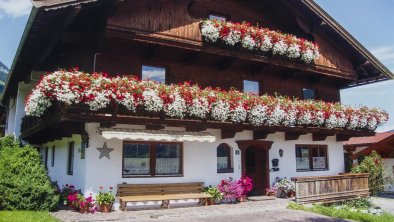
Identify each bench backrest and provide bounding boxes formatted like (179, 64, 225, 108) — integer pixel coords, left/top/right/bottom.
(117, 182, 205, 197)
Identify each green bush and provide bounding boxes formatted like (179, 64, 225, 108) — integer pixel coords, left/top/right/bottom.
(0, 136, 59, 210)
(351, 151, 391, 196)
(342, 198, 374, 209)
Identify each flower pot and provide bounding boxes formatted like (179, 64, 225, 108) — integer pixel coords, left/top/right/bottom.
(239, 195, 247, 202)
(287, 191, 296, 198)
(266, 192, 276, 197)
(79, 208, 89, 214)
(100, 204, 113, 213)
(207, 199, 215, 206)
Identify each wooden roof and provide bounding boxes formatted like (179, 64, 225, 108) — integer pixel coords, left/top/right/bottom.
(2, 0, 393, 105)
(351, 132, 394, 158)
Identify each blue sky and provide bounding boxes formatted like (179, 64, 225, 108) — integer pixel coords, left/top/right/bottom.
(0, 0, 393, 131)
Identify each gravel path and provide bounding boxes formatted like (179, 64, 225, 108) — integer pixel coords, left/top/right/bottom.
(52, 199, 348, 222)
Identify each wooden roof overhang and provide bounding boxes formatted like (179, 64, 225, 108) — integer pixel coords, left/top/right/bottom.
(354, 134, 394, 158)
(21, 103, 374, 145)
(284, 0, 394, 87)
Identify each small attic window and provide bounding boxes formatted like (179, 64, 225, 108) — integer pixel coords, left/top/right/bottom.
(209, 14, 227, 22)
(303, 88, 316, 100)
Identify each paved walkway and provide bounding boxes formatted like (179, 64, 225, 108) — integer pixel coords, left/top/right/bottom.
(52, 199, 347, 222)
(372, 195, 394, 214)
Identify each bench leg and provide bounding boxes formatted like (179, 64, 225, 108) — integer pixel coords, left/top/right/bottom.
(161, 200, 170, 209)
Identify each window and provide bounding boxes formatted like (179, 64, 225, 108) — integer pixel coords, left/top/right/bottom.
(44, 147, 49, 168)
(141, 65, 166, 83)
(67, 142, 74, 175)
(209, 14, 227, 22)
(123, 142, 182, 177)
(302, 88, 316, 100)
(243, 80, 260, 95)
(217, 143, 233, 173)
(51, 145, 55, 167)
(296, 145, 328, 171)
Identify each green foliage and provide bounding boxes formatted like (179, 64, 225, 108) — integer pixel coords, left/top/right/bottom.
(0, 137, 59, 211)
(288, 202, 394, 222)
(96, 187, 116, 205)
(203, 186, 223, 201)
(342, 198, 374, 209)
(0, 211, 59, 222)
(351, 151, 392, 195)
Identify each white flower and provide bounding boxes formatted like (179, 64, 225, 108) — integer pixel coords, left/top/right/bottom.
(260, 36, 273, 52)
(224, 30, 241, 46)
(286, 44, 301, 59)
(201, 20, 220, 42)
(241, 34, 256, 50)
(301, 49, 315, 63)
(164, 92, 187, 118)
(142, 89, 163, 112)
(272, 40, 288, 56)
(211, 100, 230, 122)
(312, 111, 325, 126)
(248, 105, 268, 126)
(188, 98, 209, 119)
(229, 103, 247, 123)
(298, 111, 312, 125)
(267, 105, 286, 126)
(283, 108, 297, 126)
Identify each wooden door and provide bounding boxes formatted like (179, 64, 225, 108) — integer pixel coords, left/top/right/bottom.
(245, 146, 263, 196)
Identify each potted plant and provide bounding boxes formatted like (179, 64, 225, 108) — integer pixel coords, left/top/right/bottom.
(273, 177, 295, 198)
(237, 175, 253, 201)
(96, 186, 116, 213)
(67, 191, 96, 214)
(203, 186, 223, 205)
(218, 178, 243, 203)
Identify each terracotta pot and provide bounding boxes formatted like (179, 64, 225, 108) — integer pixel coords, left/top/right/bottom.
(266, 192, 276, 197)
(287, 191, 296, 198)
(207, 199, 215, 205)
(79, 207, 89, 214)
(100, 204, 113, 213)
(239, 195, 247, 202)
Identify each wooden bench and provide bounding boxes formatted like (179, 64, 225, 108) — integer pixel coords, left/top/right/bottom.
(117, 182, 211, 211)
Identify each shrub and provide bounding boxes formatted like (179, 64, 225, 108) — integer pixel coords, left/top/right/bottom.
(342, 198, 374, 209)
(351, 151, 392, 195)
(217, 178, 243, 203)
(0, 137, 59, 210)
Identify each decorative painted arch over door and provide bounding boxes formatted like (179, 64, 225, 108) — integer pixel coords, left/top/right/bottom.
(236, 140, 273, 196)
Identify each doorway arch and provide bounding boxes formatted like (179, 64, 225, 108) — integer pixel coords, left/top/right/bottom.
(236, 140, 273, 196)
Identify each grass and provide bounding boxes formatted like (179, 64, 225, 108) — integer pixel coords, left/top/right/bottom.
(288, 202, 394, 222)
(0, 211, 60, 222)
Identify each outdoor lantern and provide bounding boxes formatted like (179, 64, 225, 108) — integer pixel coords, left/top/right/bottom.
(279, 149, 284, 157)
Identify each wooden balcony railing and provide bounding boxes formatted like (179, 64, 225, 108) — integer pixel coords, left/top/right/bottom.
(294, 173, 369, 204)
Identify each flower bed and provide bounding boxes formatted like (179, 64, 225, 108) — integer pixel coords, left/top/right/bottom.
(25, 69, 388, 131)
(200, 19, 320, 63)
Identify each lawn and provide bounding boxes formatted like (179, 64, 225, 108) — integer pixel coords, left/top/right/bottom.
(288, 202, 394, 222)
(0, 211, 60, 222)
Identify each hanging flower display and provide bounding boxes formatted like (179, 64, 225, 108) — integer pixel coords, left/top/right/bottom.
(25, 70, 388, 132)
(200, 19, 320, 63)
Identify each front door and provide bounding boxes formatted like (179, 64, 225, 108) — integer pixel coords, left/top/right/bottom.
(245, 146, 263, 196)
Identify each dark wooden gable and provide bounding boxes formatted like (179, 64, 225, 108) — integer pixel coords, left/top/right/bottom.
(107, 0, 356, 78)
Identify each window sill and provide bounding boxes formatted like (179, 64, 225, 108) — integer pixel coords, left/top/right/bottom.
(122, 174, 183, 178)
(217, 169, 234, 174)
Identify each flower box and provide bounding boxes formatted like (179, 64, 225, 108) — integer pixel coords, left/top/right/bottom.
(200, 19, 320, 64)
(25, 70, 388, 131)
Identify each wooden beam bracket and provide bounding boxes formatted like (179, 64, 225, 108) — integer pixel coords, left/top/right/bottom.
(312, 133, 331, 141)
(336, 134, 352, 142)
(285, 132, 304, 141)
(253, 130, 275, 140)
(145, 124, 165, 130)
(221, 129, 240, 139)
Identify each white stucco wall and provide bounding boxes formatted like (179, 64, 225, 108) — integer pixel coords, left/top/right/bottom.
(41, 135, 86, 192)
(40, 123, 346, 209)
(5, 82, 33, 138)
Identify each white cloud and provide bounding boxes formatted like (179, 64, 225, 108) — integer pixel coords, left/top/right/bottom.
(0, 0, 31, 18)
(370, 45, 394, 66)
